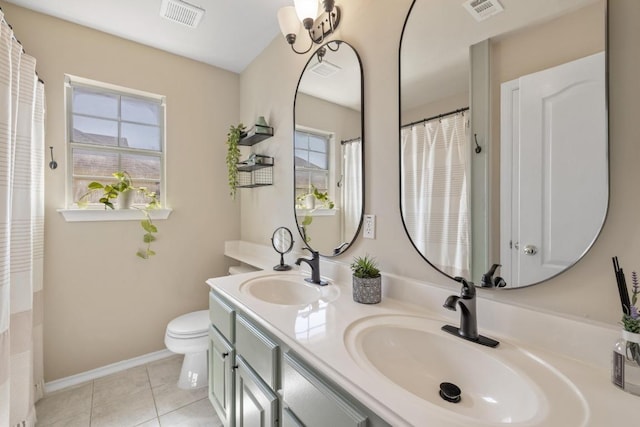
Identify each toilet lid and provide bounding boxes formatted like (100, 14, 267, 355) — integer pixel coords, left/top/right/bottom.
(167, 310, 209, 336)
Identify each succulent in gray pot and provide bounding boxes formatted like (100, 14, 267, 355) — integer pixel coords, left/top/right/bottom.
(350, 254, 382, 304)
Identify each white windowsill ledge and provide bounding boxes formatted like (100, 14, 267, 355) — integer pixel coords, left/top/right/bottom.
(295, 208, 337, 217)
(58, 208, 173, 222)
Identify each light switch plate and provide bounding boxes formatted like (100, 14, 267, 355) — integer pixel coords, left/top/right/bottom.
(363, 214, 375, 239)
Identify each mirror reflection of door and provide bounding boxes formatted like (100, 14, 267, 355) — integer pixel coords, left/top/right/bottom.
(294, 41, 364, 256)
(500, 52, 607, 286)
(399, 0, 608, 288)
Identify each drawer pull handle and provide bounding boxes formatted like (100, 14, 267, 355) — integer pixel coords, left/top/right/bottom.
(222, 352, 229, 358)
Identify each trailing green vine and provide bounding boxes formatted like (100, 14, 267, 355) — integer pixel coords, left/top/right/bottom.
(226, 123, 245, 199)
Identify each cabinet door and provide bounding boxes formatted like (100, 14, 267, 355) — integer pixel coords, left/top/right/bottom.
(236, 313, 279, 389)
(235, 355, 278, 427)
(209, 326, 235, 427)
(282, 352, 367, 427)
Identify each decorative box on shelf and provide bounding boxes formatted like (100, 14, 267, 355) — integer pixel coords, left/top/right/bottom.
(237, 155, 274, 188)
(238, 125, 274, 146)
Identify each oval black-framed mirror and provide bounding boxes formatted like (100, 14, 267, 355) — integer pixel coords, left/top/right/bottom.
(399, 0, 608, 288)
(293, 40, 364, 256)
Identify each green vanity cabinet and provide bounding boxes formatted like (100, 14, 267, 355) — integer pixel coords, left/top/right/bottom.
(208, 289, 390, 427)
(208, 292, 236, 426)
(235, 355, 279, 426)
(281, 352, 367, 427)
(209, 326, 235, 426)
(235, 313, 280, 427)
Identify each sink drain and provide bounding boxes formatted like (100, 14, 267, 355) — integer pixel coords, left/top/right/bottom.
(439, 382, 461, 403)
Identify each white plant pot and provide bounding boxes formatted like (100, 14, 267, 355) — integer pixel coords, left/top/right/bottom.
(304, 194, 315, 209)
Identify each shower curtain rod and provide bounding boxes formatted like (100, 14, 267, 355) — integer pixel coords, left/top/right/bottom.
(0, 7, 44, 84)
(402, 107, 469, 129)
(341, 137, 361, 145)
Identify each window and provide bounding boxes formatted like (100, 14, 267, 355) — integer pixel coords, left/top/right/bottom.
(294, 129, 330, 199)
(65, 75, 166, 208)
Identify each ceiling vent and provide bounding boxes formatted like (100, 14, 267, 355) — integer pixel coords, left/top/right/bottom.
(463, 0, 504, 22)
(309, 61, 341, 78)
(160, 0, 205, 28)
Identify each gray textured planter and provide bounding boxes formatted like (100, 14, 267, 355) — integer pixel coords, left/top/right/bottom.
(352, 275, 381, 304)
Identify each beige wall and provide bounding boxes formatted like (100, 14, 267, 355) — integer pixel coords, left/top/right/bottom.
(240, 0, 640, 326)
(0, 2, 241, 381)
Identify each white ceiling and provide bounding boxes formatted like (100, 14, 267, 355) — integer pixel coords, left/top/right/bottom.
(401, 0, 601, 112)
(4, 0, 292, 73)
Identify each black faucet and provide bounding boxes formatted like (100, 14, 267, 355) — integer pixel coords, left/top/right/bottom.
(442, 277, 499, 347)
(480, 264, 507, 288)
(295, 248, 328, 286)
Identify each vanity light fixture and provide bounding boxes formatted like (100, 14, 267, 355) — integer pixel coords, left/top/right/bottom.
(277, 0, 341, 55)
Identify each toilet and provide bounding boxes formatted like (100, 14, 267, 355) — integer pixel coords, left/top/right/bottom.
(164, 310, 210, 389)
(165, 264, 259, 390)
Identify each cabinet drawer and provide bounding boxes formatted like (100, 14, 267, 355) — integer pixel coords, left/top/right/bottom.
(235, 314, 279, 389)
(210, 291, 235, 343)
(282, 352, 367, 427)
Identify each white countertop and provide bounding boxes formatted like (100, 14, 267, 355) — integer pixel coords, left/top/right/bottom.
(213, 241, 637, 426)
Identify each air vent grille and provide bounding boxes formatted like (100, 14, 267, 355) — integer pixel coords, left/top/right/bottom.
(309, 61, 341, 78)
(160, 0, 205, 28)
(462, 0, 504, 22)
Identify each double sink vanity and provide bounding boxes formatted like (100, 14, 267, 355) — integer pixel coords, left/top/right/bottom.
(205, 241, 636, 427)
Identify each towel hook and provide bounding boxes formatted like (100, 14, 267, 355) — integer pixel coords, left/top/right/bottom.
(48, 146, 58, 170)
(474, 134, 482, 154)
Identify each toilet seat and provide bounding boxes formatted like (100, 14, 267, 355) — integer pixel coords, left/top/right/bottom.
(165, 310, 210, 354)
(166, 310, 209, 336)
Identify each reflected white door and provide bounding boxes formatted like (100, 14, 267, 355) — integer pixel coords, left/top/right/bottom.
(501, 52, 607, 286)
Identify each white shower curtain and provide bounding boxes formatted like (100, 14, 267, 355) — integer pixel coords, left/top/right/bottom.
(401, 113, 470, 278)
(342, 139, 362, 244)
(0, 12, 45, 427)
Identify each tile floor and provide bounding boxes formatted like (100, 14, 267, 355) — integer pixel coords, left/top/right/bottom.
(35, 355, 223, 427)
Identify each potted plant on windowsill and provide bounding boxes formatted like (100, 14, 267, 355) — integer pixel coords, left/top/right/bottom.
(296, 186, 335, 243)
(350, 254, 382, 304)
(77, 171, 160, 259)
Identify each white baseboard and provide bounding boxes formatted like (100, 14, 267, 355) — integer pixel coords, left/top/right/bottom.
(44, 349, 174, 394)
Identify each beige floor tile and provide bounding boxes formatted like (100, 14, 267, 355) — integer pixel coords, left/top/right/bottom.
(36, 414, 90, 427)
(147, 355, 182, 388)
(152, 382, 208, 416)
(93, 365, 151, 408)
(159, 398, 222, 427)
(91, 387, 157, 427)
(135, 418, 161, 427)
(35, 382, 92, 427)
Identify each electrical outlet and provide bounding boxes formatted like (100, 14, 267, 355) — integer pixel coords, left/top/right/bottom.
(363, 214, 375, 239)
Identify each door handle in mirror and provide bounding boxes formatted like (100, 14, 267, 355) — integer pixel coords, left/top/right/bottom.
(523, 245, 538, 256)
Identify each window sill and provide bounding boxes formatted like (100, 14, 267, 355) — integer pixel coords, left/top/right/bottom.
(295, 208, 337, 217)
(58, 208, 173, 222)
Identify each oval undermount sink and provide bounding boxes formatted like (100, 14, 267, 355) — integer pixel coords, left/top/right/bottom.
(344, 315, 587, 425)
(240, 274, 339, 306)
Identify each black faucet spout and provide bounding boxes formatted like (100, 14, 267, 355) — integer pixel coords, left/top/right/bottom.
(442, 277, 499, 348)
(295, 248, 328, 286)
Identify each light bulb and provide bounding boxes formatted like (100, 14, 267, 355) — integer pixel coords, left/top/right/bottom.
(294, 0, 319, 22)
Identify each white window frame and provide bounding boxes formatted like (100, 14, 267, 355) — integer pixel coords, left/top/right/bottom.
(59, 75, 171, 222)
(294, 127, 332, 194)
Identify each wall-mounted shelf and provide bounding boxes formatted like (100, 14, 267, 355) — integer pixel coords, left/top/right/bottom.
(237, 155, 274, 188)
(238, 126, 274, 146)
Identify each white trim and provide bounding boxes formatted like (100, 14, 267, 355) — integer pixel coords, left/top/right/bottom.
(58, 207, 172, 222)
(295, 208, 337, 217)
(44, 349, 174, 394)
